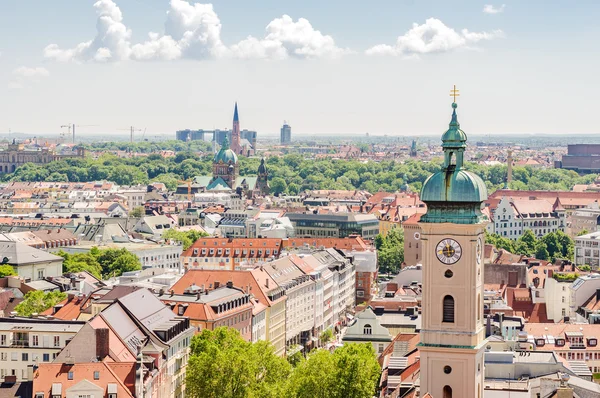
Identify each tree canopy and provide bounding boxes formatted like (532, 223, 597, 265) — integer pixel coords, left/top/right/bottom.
(375, 228, 404, 274)
(0, 265, 16, 277)
(185, 327, 381, 398)
(15, 290, 67, 316)
(56, 247, 142, 279)
(2, 142, 596, 196)
(485, 229, 574, 261)
(162, 229, 208, 250)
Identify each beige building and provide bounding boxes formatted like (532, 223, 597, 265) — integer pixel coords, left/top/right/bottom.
(402, 213, 423, 266)
(0, 141, 84, 174)
(418, 101, 488, 398)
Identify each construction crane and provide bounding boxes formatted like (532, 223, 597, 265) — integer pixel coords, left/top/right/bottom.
(61, 124, 98, 143)
(117, 126, 143, 143)
(178, 179, 194, 202)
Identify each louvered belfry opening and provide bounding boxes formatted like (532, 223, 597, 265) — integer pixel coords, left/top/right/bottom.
(443, 295, 455, 323)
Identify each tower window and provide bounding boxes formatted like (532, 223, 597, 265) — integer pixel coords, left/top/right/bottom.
(443, 295, 455, 323)
(443, 365, 452, 374)
(444, 270, 453, 278)
(443, 385, 452, 398)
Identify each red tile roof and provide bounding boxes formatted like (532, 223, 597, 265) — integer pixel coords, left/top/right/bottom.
(33, 362, 135, 397)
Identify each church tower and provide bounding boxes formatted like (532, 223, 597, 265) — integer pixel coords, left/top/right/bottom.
(256, 158, 270, 196)
(231, 102, 241, 154)
(418, 94, 488, 398)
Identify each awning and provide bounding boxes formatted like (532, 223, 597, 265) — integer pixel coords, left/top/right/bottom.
(52, 383, 62, 395)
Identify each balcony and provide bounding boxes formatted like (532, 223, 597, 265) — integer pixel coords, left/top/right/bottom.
(11, 339, 29, 347)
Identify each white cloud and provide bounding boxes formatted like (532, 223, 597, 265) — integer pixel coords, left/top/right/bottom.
(231, 15, 349, 59)
(44, 0, 346, 62)
(483, 4, 506, 14)
(366, 18, 503, 56)
(13, 66, 50, 78)
(132, 0, 228, 60)
(44, 0, 131, 62)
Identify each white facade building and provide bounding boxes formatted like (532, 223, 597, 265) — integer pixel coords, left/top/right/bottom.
(575, 231, 600, 268)
(492, 196, 566, 239)
(0, 318, 85, 382)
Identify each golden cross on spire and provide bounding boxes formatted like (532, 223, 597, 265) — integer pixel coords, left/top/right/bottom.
(449, 85, 460, 102)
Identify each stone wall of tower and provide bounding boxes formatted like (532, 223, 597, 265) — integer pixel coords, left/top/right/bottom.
(419, 222, 487, 398)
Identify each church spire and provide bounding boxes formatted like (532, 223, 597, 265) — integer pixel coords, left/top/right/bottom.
(233, 102, 239, 122)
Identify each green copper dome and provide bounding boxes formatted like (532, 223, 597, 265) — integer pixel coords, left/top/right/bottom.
(421, 170, 487, 203)
(214, 136, 238, 164)
(420, 102, 488, 224)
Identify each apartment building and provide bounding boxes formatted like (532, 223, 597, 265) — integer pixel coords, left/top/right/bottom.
(491, 196, 566, 239)
(0, 318, 85, 382)
(575, 231, 600, 268)
(171, 268, 287, 356)
(156, 284, 254, 341)
(260, 256, 316, 348)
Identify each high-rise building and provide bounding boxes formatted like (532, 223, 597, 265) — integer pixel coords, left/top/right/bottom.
(280, 122, 292, 144)
(231, 102, 241, 154)
(418, 100, 488, 398)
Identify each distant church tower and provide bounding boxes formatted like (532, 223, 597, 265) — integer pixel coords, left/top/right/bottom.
(410, 139, 418, 157)
(231, 102, 241, 155)
(418, 95, 488, 398)
(256, 158, 270, 196)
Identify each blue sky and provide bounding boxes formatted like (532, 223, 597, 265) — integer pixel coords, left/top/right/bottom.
(1, 0, 599, 137)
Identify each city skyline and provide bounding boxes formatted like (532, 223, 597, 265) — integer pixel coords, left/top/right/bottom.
(1, 0, 599, 136)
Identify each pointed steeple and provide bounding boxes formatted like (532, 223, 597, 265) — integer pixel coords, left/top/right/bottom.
(233, 102, 239, 122)
(222, 135, 230, 149)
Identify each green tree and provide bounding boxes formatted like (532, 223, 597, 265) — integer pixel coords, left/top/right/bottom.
(186, 327, 290, 398)
(96, 248, 142, 277)
(0, 265, 16, 277)
(535, 242, 550, 261)
(130, 206, 145, 218)
(577, 229, 590, 237)
(376, 229, 404, 274)
(162, 229, 208, 250)
(320, 329, 334, 344)
(287, 344, 380, 398)
(518, 229, 538, 254)
(15, 290, 67, 316)
(270, 177, 287, 196)
(57, 251, 102, 279)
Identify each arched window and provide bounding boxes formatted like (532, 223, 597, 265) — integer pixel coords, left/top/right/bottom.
(477, 294, 481, 321)
(443, 295, 455, 323)
(364, 324, 372, 335)
(443, 386, 452, 398)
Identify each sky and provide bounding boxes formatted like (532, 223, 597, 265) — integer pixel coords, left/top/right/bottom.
(0, 0, 599, 137)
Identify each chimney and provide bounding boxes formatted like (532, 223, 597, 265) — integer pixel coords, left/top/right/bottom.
(214, 281, 220, 289)
(498, 313, 504, 336)
(265, 279, 269, 289)
(96, 328, 110, 360)
(486, 315, 492, 337)
(226, 280, 233, 288)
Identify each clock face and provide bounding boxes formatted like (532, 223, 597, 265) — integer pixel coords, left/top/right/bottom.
(476, 238, 482, 265)
(436, 238, 462, 265)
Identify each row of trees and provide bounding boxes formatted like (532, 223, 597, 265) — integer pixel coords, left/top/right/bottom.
(162, 229, 208, 250)
(485, 229, 575, 261)
(2, 142, 596, 195)
(185, 328, 381, 398)
(374, 229, 404, 274)
(56, 247, 142, 279)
